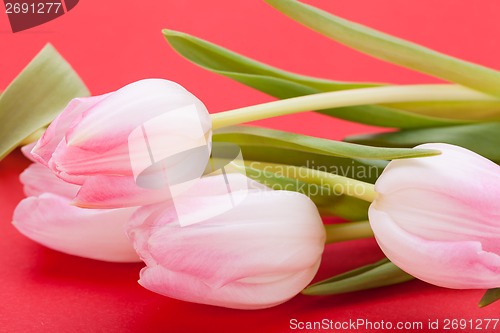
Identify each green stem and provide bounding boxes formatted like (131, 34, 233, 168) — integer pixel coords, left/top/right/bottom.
(245, 161, 377, 203)
(325, 221, 373, 243)
(211, 84, 497, 129)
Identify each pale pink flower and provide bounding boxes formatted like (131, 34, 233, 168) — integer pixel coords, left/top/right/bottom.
(370, 143, 500, 289)
(30, 79, 212, 208)
(127, 183, 325, 309)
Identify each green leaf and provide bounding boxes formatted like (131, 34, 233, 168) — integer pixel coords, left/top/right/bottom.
(163, 29, 371, 91)
(345, 122, 500, 163)
(479, 288, 500, 308)
(303, 258, 414, 296)
(320, 105, 471, 128)
(214, 126, 441, 160)
(264, 0, 500, 98)
(163, 29, 473, 128)
(0, 44, 89, 160)
(214, 127, 386, 184)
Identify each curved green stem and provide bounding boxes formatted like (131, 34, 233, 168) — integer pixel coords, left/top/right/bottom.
(211, 84, 497, 129)
(325, 221, 373, 243)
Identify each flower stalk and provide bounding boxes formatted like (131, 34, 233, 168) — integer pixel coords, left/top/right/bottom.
(211, 84, 497, 129)
(324, 220, 373, 243)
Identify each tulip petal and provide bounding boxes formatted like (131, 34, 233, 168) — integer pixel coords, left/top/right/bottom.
(13, 193, 140, 262)
(370, 206, 500, 289)
(138, 261, 321, 310)
(21, 142, 38, 162)
(49, 140, 131, 184)
(144, 196, 323, 286)
(31, 94, 110, 167)
(375, 190, 500, 253)
(133, 190, 323, 283)
(375, 143, 500, 213)
(20, 163, 80, 199)
(73, 174, 172, 208)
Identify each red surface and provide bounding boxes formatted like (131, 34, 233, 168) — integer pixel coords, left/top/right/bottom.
(1, 1, 500, 332)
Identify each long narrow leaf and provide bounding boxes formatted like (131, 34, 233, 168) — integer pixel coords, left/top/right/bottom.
(303, 258, 414, 295)
(345, 122, 500, 163)
(214, 126, 440, 160)
(0, 44, 89, 160)
(321, 104, 470, 128)
(163, 29, 369, 91)
(265, 0, 500, 97)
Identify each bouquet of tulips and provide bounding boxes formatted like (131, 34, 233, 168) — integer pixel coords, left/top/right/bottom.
(2, 0, 499, 309)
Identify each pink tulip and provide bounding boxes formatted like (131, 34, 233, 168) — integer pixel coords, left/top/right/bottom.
(13, 161, 140, 262)
(127, 183, 325, 309)
(369, 143, 500, 289)
(30, 79, 212, 208)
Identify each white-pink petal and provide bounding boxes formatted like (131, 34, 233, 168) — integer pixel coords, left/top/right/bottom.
(13, 193, 140, 262)
(139, 261, 321, 310)
(31, 94, 111, 167)
(73, 174, 172, 208)
(370, 206, 500, 289)
(20, 163, 80, 199)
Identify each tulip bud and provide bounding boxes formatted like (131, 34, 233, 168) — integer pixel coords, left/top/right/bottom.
(369, 143, 500, 289)
(13, 162, 140, 262)
(31, 79, 212, 208)
(127, 177, 326, 309)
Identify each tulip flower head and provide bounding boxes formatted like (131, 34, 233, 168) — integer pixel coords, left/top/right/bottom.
(31, 79, 212, 208)
(127, 175, 326, 310)
(369, 143, 500, 289)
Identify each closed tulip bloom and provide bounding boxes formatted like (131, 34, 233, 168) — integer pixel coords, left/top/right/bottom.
(369, 143, 500, 289)
(127, 180, 325, 309)
(30, 79, 212, 208)
(13, 161, 140, 262)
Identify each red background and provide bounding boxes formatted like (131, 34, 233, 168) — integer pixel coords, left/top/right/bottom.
(1, 1, 500, 332)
